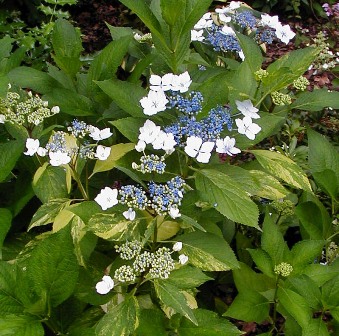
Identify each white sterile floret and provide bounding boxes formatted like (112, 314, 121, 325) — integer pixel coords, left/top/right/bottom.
(51, 106, 60, 114)
(260, 14, 280, 29)
(274, 23, 295, 44)
(89, 126, 113, 141)
(140, 90, 169, 116)
(123, 208, 136, 221)
(216, 136, 241, 156)
(238, 50, 245, 61)
(185, 136, 214, 163)
(24, 138, 40, 156)
(95, 187, 119, 210)
(37, 147, 47, 157)
(173, 241, 183, 252)
(151, 131, 177, 153)
(138, 120, 162, 144)
(221, 26, 236, 36)
(235, 116, 261, 140)
(169, 205, 181, 219)
(95, 145, 111, 161)
(0, 114, 6, 123)
(236, 99, 260, 119)
(150, 73, 174, 92)
(171, 72, 192, 93)
(49, 150, 71, 166)
(191, 29, 205, 42)
(135, 139, 146, 152)
(179, 254, 189, 265)
(194, 13, 213, 30)
(95, 275, 114, 295)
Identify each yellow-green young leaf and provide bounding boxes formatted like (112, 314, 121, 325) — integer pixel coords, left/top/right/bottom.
(0, 209, 11, 256)
(0, 314, 44, 336)
(301, 318, 330, 336)
(277, 287, 312, 329)
(28, 198, 71, 231)
(250, 150, 312, 191)
(195, 169, 259, 228)
(180, 231, 239, 271)
(156, 216, 180, 241)
(224, 290, 270, 323)
(179, 308, 243, 336)
(28, 227, 79, 307)
(32, 163, 69, 203)
(249, 170, 289, 200)
(153, 280, 197, 325)
(91, 143, 135, 176)
(95, 295, 139, 336)
(53, 209, 74, 232)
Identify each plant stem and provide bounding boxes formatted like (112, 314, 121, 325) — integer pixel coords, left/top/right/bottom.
(270, 276, 280, 333)
(71, 165, 89, 200)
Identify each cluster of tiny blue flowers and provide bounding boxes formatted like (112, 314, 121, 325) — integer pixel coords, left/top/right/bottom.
(119, 185, 149, 210)
(148, 176, 186, 215)
(233, 10, 257, 29)
(133, 154, 166, 174)
(67, 119, 90, 138)
(45, 131, 68, 153)
(255, 27, 276, 44)
(205, 23, 241, 52)
(164, 105, 232, 145)
(169, 91, 203, 116)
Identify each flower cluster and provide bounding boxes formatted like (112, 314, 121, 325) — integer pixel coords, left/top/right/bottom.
(191, 2, 295, 61)
(95, 176, 186, 219)
(132, 154, 166, 174)
(274, 262, 293, 277)
(0, 89, 59, 126)
(271, 92, 292, 106)
(24, 120, 113, 166)
(95, 242, 189, 294)
(292, 76, 310, 91)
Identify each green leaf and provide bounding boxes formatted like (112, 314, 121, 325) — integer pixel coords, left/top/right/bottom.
(153, 280, 197, 325)
(44, 88, 95, 116)
(0, 314, 44, 336)
(8, 66, 61, 94)
(180, 231, 239, 271)
(321, 274, 339, 308)
(28, 227, 79, 307)
(250, 150, 312, 191)
(303, 264, 339, 287)
(277, 287, 312, 329)
(0, 139, 25, 182)
(96, 79, 145, 117)
(32, 163, 69, 203)
(167, 266, 212, 289)
(224, 290, 270, 323)
(95, 295, 139, 336)
(87, 36, 132, 92)
(51, 19, 83, 76)
(312, 170, 338, 201)
(91, 143, 135, 176)
(237, 33, 263, 73)
(261, 213, 289, 265)
(179, 308, 243, 336)
(0, 209, 11, 257)
(247, 248, 274, 278)
(136, 308, 167, 336)
(0, 36, 14, 60)
(301, 318, 330, 336)
(291, 89, 339, 111)
(195, 169, 259, 228)
(28, 198, 71, 231)
(110, 117, 144, 143)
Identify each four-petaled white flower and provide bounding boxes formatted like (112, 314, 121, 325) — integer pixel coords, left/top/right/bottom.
(260, 14, 280, 29)
(152, 131, 177, 153)
(0, 114, 5, 123)
(89, 126, 113, 141)
(193, 13, 213, 30)
(236, 99, 260, 119)
(95, 187, 119, 210)
(171, 72, 192, 93)
(95, 145, 111, 161)
(169, 206, 181, 219)
(221, 26, 236, 36)
(179, 254, 189, 265)
(184, 136, 214, 163)
(191, 29, 205, 42)
(149, 73, 174, 92)
(24, 138, 40, 156)
(95, 275, 114, 295)
(123, 208, 136, 221)
(173, 241, 183, 252)
(49, 150, 71, 166)
(138, 120, 162, 144)
(235, 117, 261, 140)
(216, 136, 241, 156)
(275, 24, 295, 44)
(140, 90, 169, 116)
(135, 139, 146, 152)
(218, 13, 232, 23)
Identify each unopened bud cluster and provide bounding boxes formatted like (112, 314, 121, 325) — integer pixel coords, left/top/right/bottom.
(327, 241, 338, 263)
(271, 92, 292, 106)
(254, 69, 269, 81)
(0, 89, 59, 126)
(292, 76, 309, 91)
(115, 240, 142, 260)
(132, 154, 166, 174)
(274, 262, 293, 277)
